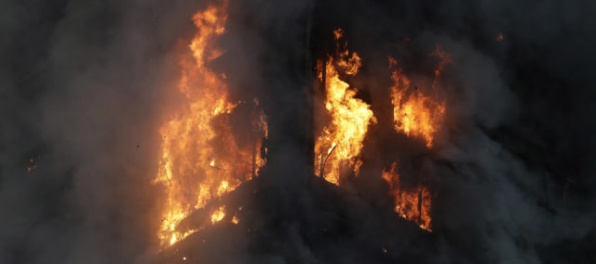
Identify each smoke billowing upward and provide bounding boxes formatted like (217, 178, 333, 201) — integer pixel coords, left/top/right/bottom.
(1, 0, 595, 263)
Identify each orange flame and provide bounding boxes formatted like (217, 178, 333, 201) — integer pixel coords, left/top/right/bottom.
(314, 29, 377, 185)
(382, 162, 431, 231)
(389, 46, 448, 148)
(154, 1, 267, 247)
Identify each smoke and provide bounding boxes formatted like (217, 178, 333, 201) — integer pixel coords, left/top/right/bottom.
(0, 0, 196, 263)
(1, 0, 595, 263)
(328, 0, 596, 263)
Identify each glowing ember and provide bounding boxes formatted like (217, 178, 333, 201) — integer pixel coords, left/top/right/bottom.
(26, 156, 39, 173)
(154, 1, 267, 247)
(314, 29, 377, 185)
(497, 32, 505, 42)
(210, 206, 226, 224)
(382, 162, 431, 231)
(389, 47, 448, 148)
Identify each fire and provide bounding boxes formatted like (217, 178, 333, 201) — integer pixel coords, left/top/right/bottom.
(382, 162, 431, 231)
(210, 206, 226, 224)
(382, 47, 449, 231)
(154, 1, 267, 247)
(312, 29, 445, 231)
(389, 46, 448, 148)
(314, 29, 377, 185)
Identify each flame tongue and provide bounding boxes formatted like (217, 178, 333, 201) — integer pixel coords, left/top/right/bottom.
(383, 46, 449, 231)
(155, 1, 267, 247)
(155, 17, 447, 247)
(389, 46, 448, 148)
(313, 30, 446, 232)
(382, 162, 432, 231)
(314, 29, 377, 185)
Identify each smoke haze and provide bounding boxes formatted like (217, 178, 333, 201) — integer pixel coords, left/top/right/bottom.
(1, 0, 595, 263)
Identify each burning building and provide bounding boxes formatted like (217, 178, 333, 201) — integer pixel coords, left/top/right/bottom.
(2, 0, 596, 263)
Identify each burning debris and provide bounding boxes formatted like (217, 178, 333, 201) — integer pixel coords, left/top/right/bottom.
(209, 206, 226, 224)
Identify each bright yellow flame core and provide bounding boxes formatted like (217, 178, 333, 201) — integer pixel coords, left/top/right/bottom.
(382, 163, 432, 231)
(314, 29, 377, 185)
(155, 2, 267, 247)
(389, 56, 446, 148)
(210, 206, 226, 224)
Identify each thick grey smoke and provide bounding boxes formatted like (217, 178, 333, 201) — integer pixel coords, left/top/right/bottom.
(328, 0, 596, 263)
(1, 0, 595, 263)
(0, 0, 198, 263)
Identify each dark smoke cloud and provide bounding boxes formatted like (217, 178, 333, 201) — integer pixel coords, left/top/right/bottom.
(1, 0, 595, 263)
(0, 0, 198, 263)
(325, 0, 596, 263)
